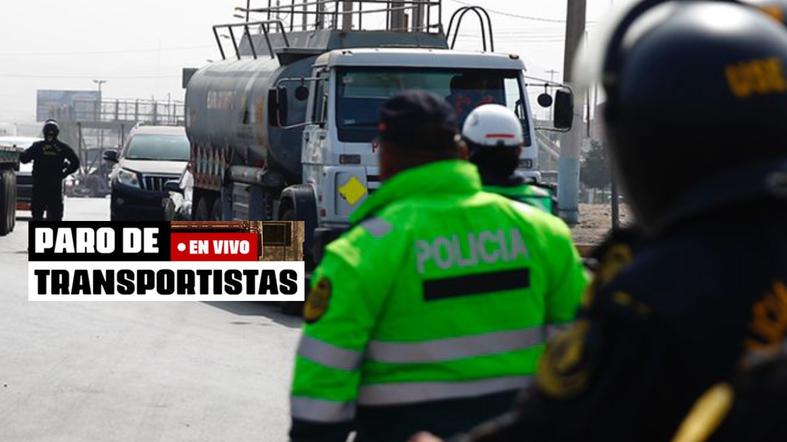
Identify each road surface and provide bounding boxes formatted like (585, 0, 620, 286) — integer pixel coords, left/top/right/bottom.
(0, 198, 302, 441)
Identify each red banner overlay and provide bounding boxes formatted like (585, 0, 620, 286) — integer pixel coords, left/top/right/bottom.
(170, 232, 260, 262)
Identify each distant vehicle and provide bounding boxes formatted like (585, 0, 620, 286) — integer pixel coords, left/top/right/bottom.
(69, 147, 113, 198)
(104, 125, 189, 221)
(0, 136, 42, 211)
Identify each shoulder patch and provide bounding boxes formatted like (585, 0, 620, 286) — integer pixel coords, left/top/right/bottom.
(537, 320, 594, 399)
(303, 278, 332, 324)
(360, 217, 392, 238)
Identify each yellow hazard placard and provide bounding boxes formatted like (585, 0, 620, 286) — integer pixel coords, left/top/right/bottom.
(338, 176, 368, 206)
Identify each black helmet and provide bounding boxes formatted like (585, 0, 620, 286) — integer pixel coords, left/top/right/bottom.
(579, 1, 787, 227)
(43, 119, 60, 139)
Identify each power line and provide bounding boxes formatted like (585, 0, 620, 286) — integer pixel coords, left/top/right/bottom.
(0, 45, 212, 57)
(448, 0, 568, 23)
(0, 73, 180, 80)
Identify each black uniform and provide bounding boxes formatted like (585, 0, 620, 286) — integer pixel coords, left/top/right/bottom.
(702, 356, 787, 442)
(20, 138, 79, 221)
(443, 1, 787, 441)
(454, 160, 787, 441)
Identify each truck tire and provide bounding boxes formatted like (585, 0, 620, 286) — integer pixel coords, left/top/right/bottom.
(281, 300, 304, 317)
(194, 195, 211, 221)
(0, 170, 16, 236)
(278, 185, 318, 269)
(9, 170, 15, 232)
(278, 205, 307, 317)
(211, 198, 222, 221)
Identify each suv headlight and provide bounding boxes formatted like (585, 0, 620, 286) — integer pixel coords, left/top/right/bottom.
(117, 168, 140, 188)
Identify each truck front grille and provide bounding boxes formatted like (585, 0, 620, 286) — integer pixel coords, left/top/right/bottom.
(141, 175, 179, 192)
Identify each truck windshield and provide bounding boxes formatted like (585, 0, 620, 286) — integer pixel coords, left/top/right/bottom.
(124, 134, 190, 161)
(337, 68, 530, 145)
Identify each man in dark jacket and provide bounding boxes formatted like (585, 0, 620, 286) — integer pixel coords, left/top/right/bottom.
(20, 120, 80, 221)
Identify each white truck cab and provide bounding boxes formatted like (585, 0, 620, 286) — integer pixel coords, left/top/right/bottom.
(299, 48, 538, 230)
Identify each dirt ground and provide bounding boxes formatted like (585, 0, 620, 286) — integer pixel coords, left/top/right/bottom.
(571, 203, 631, 245)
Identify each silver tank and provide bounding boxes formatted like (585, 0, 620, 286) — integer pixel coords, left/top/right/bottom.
(185, 55, 314, 180)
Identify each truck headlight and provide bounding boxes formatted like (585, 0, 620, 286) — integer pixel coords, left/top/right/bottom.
(117, 168, 140, 188)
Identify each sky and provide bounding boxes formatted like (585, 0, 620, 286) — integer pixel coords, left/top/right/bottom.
(0, 0, 615, 125)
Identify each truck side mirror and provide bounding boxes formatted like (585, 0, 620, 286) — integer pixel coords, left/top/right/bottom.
(554, 89, 574, 131)
(164, 180, 182, 194)
(103, 150, 118, 162)
(268, 87, 289, 127)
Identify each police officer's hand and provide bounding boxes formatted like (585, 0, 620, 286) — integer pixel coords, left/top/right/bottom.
(408, 432, 443, 442)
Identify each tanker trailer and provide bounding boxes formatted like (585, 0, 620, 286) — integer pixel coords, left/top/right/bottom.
(184, 0, 574, 268)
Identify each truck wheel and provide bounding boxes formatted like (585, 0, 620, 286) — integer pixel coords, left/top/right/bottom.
(278, 204, 306, 316)
(281, 300, 305, 317)
(0, 170, 15, 236)
(194, 196, 211, 221)
(280, 206, 294, 221)
(9, 171, 15, 232)
(211, 198, 222, 221)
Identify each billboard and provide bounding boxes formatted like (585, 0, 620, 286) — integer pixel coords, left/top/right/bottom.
(36, 90, 101, 122)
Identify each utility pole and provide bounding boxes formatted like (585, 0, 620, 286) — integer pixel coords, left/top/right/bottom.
(317, 0, 326, 29)
(414, 0, 426, 31)
(546, 69, 559, 83)
(93, 79, 107, 118)
(93, 79, 107, 150)
(342, 1, 353, 31)
(557, 0, 586, 225)
(390, 0, 406, 31)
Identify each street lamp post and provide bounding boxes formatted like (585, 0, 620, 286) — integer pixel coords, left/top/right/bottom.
(92, 79, 107, 120)
(93, 79, 107, 98)
(92, 79, 107, 152)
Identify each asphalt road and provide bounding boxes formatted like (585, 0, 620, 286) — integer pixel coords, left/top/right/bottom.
(0, 198, 302, 441)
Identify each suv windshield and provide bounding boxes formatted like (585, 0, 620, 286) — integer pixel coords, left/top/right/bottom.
(124, 134, 190, 161)
(337, 68, 530, 144)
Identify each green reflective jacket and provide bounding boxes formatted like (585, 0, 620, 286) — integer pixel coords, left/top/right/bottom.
(484, 183, 556, 215)
(291, 160, 587, 432)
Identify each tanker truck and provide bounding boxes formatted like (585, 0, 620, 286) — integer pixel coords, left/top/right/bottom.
(184, 0, 574, 266)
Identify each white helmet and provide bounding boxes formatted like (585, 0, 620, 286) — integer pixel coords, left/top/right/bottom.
(462, 104, 524, 148)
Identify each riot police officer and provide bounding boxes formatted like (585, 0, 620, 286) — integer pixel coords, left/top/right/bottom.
(289, 91, 587, 442)
(410, 1, 787, 441)
(20, 120, 79, 220)
(462, 104, 556, 214)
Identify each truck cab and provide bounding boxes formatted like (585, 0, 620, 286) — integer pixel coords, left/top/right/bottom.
(294, 49, 537, 238)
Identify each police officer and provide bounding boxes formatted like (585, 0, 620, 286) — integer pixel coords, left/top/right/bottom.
(410, 1, 787, 441)
(289, 91, 587, 442)
(462, 104, 556, 214)
(20, 120, 79, 221)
